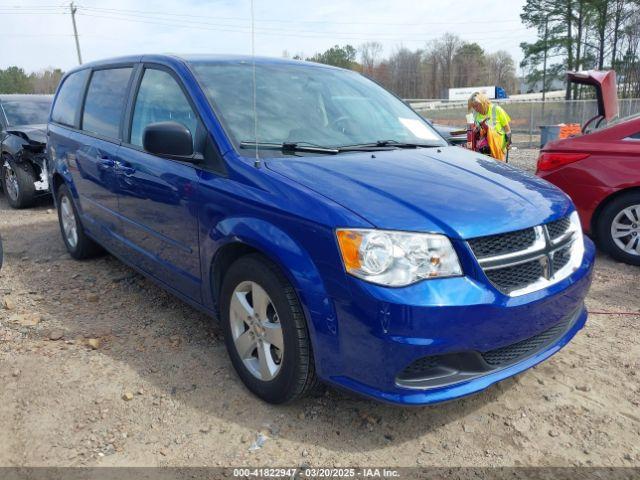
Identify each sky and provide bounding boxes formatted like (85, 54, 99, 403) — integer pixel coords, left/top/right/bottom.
(1, 0, 539, 74)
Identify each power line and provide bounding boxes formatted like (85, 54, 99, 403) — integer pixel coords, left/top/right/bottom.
(0, 6, 533, 39)
(1, 33, 118, 39)
(0, 1, 66, 5)
(0, 10, 68, 14)
(0, 4, 534, 43)
(78, 5, 524, 26)
(3, 33, 74, 36)
(1, 2, 533, 65)
(0, 4, 66, 8)
(0, 3, 524, 27)
(0, 4, 67, 11)
(75, 8, 531, 36)
(75, 12, 531, 43)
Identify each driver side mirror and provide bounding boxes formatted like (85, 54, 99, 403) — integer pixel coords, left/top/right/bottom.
(143, 121, 202, 162)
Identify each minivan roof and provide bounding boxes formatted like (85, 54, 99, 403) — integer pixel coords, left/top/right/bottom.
(63, 54, 342, 76)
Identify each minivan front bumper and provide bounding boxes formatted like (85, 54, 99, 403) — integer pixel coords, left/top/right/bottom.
(321, 237, 595, 406)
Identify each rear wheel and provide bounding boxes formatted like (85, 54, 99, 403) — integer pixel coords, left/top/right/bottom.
(2, 155, 36, 209)
(595, 192, 640, 266)
(220, 254, 320, 404)
(56, 184, 103, 259)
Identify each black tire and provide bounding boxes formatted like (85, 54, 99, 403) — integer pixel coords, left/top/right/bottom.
(2, 155, 36, 209)
(595, 191, 640, 266)
(220, 254, 320, 404)
(56, 184, 103, 260)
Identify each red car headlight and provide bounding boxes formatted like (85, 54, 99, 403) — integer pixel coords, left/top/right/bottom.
(537, 152, 590, 172)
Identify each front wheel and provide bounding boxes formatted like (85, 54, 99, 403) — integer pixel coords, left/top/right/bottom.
(595, 192, 640, 265)
(220, 254, 320, 404)
(2, 156, 36, 209)
(56, 184, 103, 259)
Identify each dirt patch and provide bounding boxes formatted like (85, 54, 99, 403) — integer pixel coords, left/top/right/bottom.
(0, 151, 638, 467)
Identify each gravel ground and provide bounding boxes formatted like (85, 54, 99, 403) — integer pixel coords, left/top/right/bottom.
(505, 146, 540, 171)
(0, 149, 638, 468)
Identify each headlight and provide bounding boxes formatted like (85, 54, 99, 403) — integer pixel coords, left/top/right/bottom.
(569, 210, 583, 238)
(336, 229, 462, 286)
(568, 210, 585, 268)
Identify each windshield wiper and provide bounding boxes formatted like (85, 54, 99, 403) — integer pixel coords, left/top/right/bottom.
(240, 141, 339, 155)
(337, 140, 443, 151)
(239, 139, 443, 155)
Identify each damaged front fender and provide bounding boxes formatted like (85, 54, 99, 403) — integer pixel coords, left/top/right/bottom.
(1, 128, 50, 193)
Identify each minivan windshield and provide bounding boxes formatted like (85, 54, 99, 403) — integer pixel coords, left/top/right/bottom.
(3, 99, 51, 126)
(190, 61, 446, 152)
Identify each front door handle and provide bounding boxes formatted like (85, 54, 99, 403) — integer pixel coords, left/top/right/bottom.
(115, 161, 136, 176)
(97, 156, 115, 171)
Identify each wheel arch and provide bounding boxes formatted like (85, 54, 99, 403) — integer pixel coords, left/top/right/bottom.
(0, 135, 24, 159)
(590, 186, 640, 234)
(50, 172, 66, 201)
(210, 241, 261, 312)
(203, 217, 340, 378)
(49, 163, 80, 208)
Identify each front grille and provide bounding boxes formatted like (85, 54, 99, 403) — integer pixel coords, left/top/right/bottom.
(468, 216, 577, 296)
(401, 356, 440, 376)
(552, 245, 572, 272)
(547, 217, 571, 240)
(481, 316, 573, 366)
(485, 259, 545, 293)
(468, 228, 536, 258)
(395, 308, 580, 389)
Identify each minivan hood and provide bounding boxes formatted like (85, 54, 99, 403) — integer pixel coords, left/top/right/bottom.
(266, 147, 572, 239)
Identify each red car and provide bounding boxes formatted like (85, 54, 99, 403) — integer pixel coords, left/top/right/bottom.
(537, 71, 640, 265)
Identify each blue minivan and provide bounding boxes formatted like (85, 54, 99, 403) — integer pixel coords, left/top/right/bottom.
(47, 55, 594, 405)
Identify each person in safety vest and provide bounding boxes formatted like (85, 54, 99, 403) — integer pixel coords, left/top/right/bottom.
(468, 91, 512, 161)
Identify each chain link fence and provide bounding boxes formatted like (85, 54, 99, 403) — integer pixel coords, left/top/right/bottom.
(412, 98, 640, 147)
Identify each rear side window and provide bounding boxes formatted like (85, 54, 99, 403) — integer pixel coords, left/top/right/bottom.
(130, 69, 198, 148)
(82, 68, 132, 139)
(51, 69, 89, 127)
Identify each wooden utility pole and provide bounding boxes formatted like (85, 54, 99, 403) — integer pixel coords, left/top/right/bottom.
(70, 2, 82, 65)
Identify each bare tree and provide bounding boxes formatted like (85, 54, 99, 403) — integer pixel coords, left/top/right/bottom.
(386, 47, 423, 98)
(369, 33, 519, 99)
(453, 42, 485, 88)
(434, 33, 463, 95)
(485, 51, 518, 92)
(422, 44, 442, 99)
(359, 41, 383, 78)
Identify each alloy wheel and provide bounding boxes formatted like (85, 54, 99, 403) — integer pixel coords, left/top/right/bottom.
(3, 164, 19, 202)
(229, 280, 284, 381)
(60, 195, 79, 249)
(611, 204, 640, 256)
